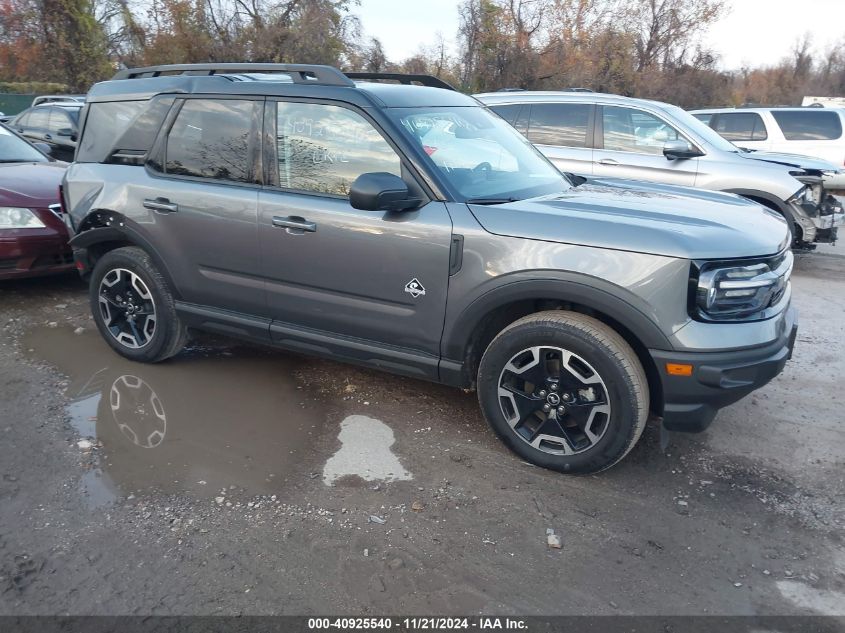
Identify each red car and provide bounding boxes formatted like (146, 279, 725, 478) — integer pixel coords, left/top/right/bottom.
(0, 123, 73, 280)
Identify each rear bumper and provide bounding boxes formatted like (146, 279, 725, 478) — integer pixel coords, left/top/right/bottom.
(650, 308, 798, 432)
(0, 233, 74, 280)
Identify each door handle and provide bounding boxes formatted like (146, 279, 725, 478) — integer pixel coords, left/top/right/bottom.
(597, 158, 619, 166)
(272, 215, 316, 233)
(143, 197, 179, 213)
(44, 134, 52, 140)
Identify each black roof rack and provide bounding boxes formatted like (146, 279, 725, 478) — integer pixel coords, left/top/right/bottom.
(345, 72, 456, 91)
(112, 63, 355, 87)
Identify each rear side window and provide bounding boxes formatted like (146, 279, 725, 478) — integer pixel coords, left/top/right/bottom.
(713, 112, 768, 141)
(77, 101, 146, 162)
(27, 108, 50, 128)
(771, 110, 843, 140)
(527, 103, 591, 147)
(165, 99, 257, 183)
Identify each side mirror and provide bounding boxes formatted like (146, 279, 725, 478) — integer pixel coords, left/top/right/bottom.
(33, 142, 52, 155)
(57, 127, 74, 137)
(663, 139, 702, 160)
(349, 172, 421, 212)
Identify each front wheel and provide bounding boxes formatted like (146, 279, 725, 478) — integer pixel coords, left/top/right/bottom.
(477, 311, 649, 474)
(90, 246, 187, 363)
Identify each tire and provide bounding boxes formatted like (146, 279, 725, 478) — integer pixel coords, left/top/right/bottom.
(477, 310, 649, 474)
(89, 246, 187, 363)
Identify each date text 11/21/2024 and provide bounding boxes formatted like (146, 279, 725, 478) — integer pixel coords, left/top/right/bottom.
(307, 617, 528, 630)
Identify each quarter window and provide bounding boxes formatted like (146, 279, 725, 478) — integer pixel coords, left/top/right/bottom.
(77, 100, 147, 162)
(771, 110, 843, 141)
(713, 112, 768, 141)
(490, 104, 521, 125)
(527, 103, 591, 147)
(275, 102, 401, 196)
(602, 106, 682, 155)
(165, 99, 256, 183)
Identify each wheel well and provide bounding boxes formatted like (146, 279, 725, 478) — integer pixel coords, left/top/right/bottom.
(463, 299, 663, 416)
(78, 239, 134, 280)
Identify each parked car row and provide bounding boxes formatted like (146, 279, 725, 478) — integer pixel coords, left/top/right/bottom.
(476, 91, 844, 247)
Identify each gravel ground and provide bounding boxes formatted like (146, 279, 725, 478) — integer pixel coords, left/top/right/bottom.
(0, 250, 843, 617)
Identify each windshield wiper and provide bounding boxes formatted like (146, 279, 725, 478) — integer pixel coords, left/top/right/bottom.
(466, 197, 519, 205)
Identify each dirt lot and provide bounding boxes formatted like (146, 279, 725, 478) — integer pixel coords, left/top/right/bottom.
(0, 249, 843, 617)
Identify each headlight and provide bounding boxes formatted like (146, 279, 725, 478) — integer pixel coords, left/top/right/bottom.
(693, 250, 793, 321)
(0, 207, 46, 229)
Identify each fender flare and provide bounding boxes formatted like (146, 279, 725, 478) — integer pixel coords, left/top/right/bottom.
(441, 276, 674, 363)
(68, 224, 180, 296)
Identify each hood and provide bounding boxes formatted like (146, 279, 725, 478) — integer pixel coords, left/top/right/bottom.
(468, 178, 789, 260)
(738, 149, 841, 175)
(0, 162, 67, 207)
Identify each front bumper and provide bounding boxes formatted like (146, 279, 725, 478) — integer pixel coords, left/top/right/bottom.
(0, 233, 74, 280)
(650, 309, 798, 432)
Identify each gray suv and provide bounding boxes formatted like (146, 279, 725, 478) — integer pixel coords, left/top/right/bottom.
(63, 64, 797, 474)
(476, 91, 844, 247)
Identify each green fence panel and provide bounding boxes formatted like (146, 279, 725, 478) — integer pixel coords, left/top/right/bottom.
(0, 94, 36, 116)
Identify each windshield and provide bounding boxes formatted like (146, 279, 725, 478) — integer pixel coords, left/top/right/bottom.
(664, 105, 740, 153)
(387, 106, 570, 201)
(0, 125, 48, 163)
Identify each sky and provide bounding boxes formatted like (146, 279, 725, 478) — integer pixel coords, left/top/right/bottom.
(354, 0, 845, 71)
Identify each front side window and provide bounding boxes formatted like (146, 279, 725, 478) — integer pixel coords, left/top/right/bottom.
(165, 99, 256, 183)
(714, 112, 767, 142)
(528, 103, 591, 147)
(274, 102, 401, 196)
(602, 106, 682, 155)
(47, 108, 73, 134)
(388, 105, 569, 201)
(772, 110, 843, 141)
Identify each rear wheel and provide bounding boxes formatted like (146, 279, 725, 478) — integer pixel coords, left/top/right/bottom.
(90, 246, 187, 363)
(477, 311, 649, 474)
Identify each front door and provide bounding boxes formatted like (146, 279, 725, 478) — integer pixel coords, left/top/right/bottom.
(593, 105, 699, 187)
(258, 100, 453, 373)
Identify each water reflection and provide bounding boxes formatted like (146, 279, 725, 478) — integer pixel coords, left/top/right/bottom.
(23, 327, 328, 500)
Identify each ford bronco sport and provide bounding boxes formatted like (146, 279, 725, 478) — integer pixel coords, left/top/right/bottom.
(63, 64, 798, 474)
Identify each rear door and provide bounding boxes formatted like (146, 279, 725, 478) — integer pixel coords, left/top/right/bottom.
(524, 103, 595, 175)
(134, 97, 267, 323)
(257, 99, 453, 373)
(593, 105, 698, 186)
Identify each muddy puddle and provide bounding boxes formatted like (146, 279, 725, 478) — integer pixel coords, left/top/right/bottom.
(22, 326, 335, 503)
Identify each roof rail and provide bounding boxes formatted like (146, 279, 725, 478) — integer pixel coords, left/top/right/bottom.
(345, 72, 456, 91)
(111, 63, 355, 87)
